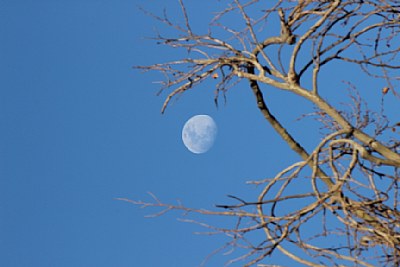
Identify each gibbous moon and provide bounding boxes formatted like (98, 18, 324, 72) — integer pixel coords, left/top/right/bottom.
(182, 115, 217, 154)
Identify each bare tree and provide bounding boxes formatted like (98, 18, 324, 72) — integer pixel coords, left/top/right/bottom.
(123, 1, 400, 266)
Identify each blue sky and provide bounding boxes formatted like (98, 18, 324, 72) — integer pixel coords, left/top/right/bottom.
(1, 1, 396, 267)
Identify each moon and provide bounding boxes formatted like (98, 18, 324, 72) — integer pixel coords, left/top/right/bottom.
(182, 115, 217, 154)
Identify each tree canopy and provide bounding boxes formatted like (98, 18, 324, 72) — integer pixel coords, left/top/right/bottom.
(128, 1, 400, 266)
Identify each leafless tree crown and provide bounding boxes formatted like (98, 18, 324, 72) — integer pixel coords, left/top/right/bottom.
(127, 1, 400, 266)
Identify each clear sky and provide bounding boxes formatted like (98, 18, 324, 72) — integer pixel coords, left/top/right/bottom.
(1, 1, 395, 267)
